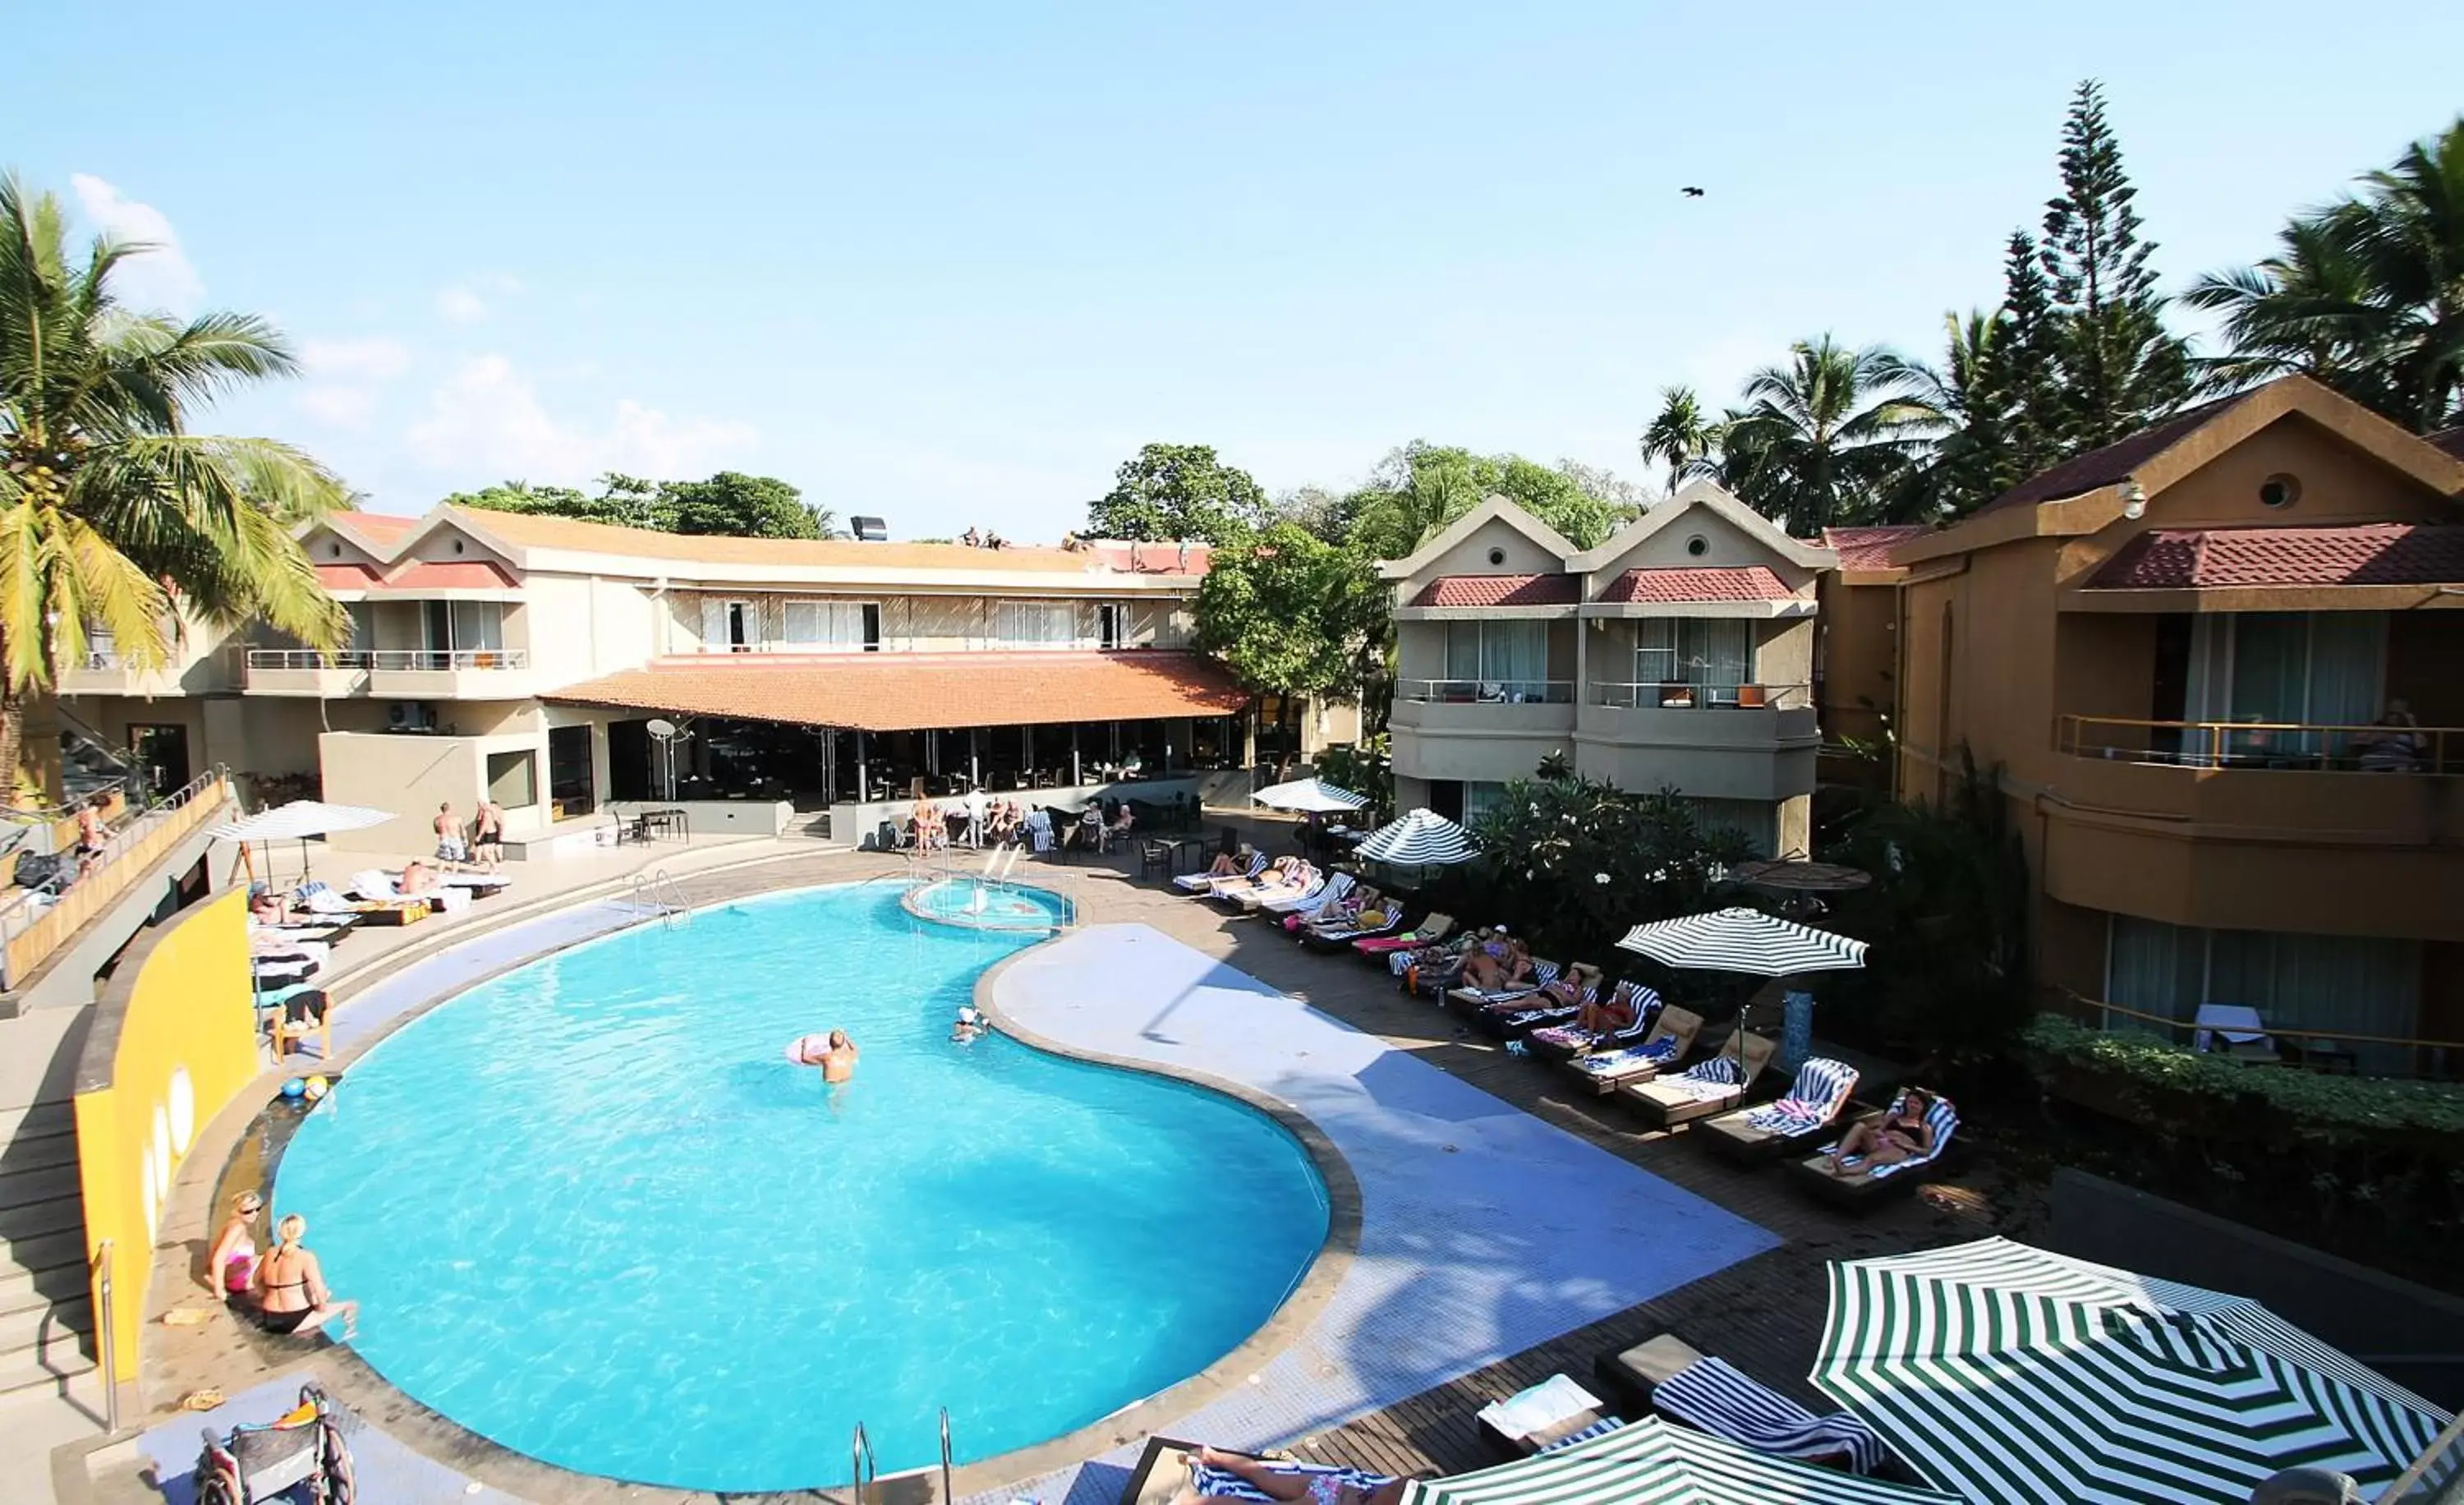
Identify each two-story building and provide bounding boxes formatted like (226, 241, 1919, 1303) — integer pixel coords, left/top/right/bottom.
(59, 505, 1271, 854)
(1887, 375, 2464, 1073)
(1378, 484, 1837, 857)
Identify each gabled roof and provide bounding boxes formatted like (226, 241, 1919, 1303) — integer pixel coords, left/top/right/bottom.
(1405, 574, 1582, 609)
(1820, 525, 1929, 572)
(1974, 396, 2242, 513)
(1598, 566, 1799, 604)
(1375, 496, 1578, 581)
(2086, 523, 2464, 590)
(1567, 479, 1837, 573)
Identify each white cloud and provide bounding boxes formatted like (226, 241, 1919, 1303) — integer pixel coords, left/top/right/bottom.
(406, 355, 755, 481)
(434, 273, 526, 325)
(70, 174, 205, 315)
(296, 386, 379, 430)
(301, 337, 411, 381)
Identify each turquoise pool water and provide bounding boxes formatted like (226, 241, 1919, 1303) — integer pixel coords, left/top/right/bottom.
(904, 875, 1072, 931)
(274, 883, 1328, 1491)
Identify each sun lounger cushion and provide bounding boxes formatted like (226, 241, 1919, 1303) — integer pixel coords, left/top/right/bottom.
(1740, 1058, 1859, 1136)
(1570, 1040, 1671, 1079)
(1653, 1054, 1743, 1101)
(1651, 1355, 1884, 1473)
(1269, 872, 1353, 917)
(1821, 1094, 1960, 1180)
(1529, 983, 1663, 1052)
(1187, 1458, 1399, 1502)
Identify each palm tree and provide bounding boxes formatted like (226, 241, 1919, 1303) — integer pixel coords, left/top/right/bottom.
(2192, 119, 2464, 430)
(1351, 460, 1479, 560)
(1717, 336, 1948, 536)
(1640, 385, 1720, 492)
(1, 174, 347, 789)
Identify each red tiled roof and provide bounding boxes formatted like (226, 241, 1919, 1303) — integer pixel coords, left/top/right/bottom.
(382, 560, 519, 590)
(2087, 523, 2464, 589)
(1406, 574, 1581, 608)
(315, 563, 382, 590)
(333, 509, 420, 541)
(1820, 526, 1929, 570)
(545, 651, 1250, 731)
(1975, 394, 2246, 515)
(1600, 566, 1797, 604)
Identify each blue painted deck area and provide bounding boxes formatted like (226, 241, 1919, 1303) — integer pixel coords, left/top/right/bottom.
(137, 1373, 526, 1505)
(982, 924, 1779, 1504)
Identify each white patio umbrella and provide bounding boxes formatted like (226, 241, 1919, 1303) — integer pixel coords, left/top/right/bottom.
(1251, 776, 1371, 815)
(1401, 1415, 1961, 1505)
(209, 800, 397, 887)
(1616, 906, 1868, 975)
(1353, 808, 1477, 866)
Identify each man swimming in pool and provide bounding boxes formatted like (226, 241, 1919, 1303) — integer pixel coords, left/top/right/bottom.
(793, 1028, 858, 1082)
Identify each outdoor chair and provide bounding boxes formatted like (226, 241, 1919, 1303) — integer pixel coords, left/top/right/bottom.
(1235, 864, 1322, 913)
(1528, 980, 1665, 1059)
(1566, 1004, 1704, 1095)
(2192, 1002, 2282, 1062)
(1138, 840, 1175, 884)
(1620, 1032, 1778, 1130)
(1446, 959, 1563, 1021)
(1647, 1352, 1885, 1473)
(1265, 870, 1353, 918)
(1784, 1091, 1961, 1210)
(1696, 1056, 1860, 1164)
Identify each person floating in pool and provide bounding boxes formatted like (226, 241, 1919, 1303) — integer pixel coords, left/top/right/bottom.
(951, 1006, 986, 1043)
(788, 1029, 860, 1082)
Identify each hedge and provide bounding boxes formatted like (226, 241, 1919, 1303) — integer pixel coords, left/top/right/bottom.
(2021, 1015, 2464, 1140)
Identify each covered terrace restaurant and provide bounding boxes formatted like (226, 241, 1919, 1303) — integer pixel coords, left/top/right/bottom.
(546, 650, 1254, 844)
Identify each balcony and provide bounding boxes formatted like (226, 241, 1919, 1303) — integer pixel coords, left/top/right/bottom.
(1573, 682, 1819, 801)
(55, 651, 218, 697)
(244, 648, 535, 698)
(1389, 679, 1576, 783)
(2043, 715, 2463, 940)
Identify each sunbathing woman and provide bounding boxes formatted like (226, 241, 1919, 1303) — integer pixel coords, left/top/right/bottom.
(1823, 1088, 1935, 1175)
(1302, 886, 1377, 936)
(1174, 1446, 1404, 1505)
(1463, 936, 1532, 992)
(1570, 974, 1637, 1035)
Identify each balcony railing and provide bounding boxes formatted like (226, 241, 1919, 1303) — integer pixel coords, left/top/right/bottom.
(1590, 681, 1813, 711)
(2058, 715, 2461, 776)
(246, 648, 530, 672)
(1397, 679, 1574, 704)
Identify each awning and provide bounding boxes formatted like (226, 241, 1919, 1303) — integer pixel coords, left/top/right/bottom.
(543, 650, 1251, 732)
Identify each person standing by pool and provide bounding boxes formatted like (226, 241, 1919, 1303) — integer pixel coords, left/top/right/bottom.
(251, 1214, 359, 1338)
(472, 796, 506, 872)
(433, 802, 469, 865)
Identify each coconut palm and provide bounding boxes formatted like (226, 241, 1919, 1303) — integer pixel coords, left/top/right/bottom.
(1717, 336, 1949, 536)
(2192, 119, 2464, 430)
(1640, 385, 1720, 492)
(0, 173, 347, 786)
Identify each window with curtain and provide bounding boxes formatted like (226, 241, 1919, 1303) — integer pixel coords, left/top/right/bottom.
(2184, 612, 2386, 761)
(994, 601, 1077, 646)
(1636, 619, 1755, 697)
(1441, 622, 1549, 697)
(778, 600, 869, 648)
(2107, 914, 2420, 1072)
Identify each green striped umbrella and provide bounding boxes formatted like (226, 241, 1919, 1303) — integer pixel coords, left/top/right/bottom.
(1812, 1237, 2454, 1503)
(1399, 1416, 1960, 1505)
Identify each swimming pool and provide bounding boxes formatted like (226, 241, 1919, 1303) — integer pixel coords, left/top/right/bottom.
(273, 883, 1328, 1491)
(903, 874, 1072, 932)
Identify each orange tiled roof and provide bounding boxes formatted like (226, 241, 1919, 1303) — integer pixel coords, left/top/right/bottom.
(545, 650, 1251, 731)
(2088, 523, 2464, 590)
(315, 563, 383, 589)
(1406, 574, 1581, 608)
(384, 560, 518, 590)
(333, 509, 420, 541)
(1820, 525, 1928, 570)
(456, 509, 1201, 575)
(1600, 566, 1796, 603)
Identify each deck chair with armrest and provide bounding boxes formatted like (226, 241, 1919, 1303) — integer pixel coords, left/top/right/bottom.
(1784, 1091, 1961, 1210)
(1267, 870, 1354, 920)
(1232, 862, 1322, 912)
(1527, 981, 1664, 1059)
(1210, 856, 1303, 906)
(1696, 1056, 1860, 1164)
(1447, 960, 1564, 1023)
(1620, 1032, 1778, 1130)
(1565, 1005, 1705, 1095)
(1478, 964, 1597, 1038)
(1173, 849, 1266, 895)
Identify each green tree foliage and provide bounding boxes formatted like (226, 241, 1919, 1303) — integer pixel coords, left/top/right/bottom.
(0, 173, 348, 783)
(1193, 521, 1382, 775)
(1640, 386, 1718, 493)
(1712, 337, 1947, 535)
(2037, 80, 2193, 449)
(1344, 442, 1629, 559)
(1085, 443, 1271, 545)
(450, 470, 834, 538)
(1312, 736, 1394, 822)
(2189, 117, 2464, 431)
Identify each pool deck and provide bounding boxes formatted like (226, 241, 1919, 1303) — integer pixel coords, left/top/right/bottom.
(108, 838, 2019, 1505)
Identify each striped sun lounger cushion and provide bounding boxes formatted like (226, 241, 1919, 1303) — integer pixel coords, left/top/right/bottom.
(1657, 1054, 1744, 1101)
(1463, 961, 1564, 1006)
(1822, 1094, 1960, 1180)
(1741, 1058, 1859, 1135)
(1538, 1415, 1628, 1452)
(1528, 983, 1663, 1052)
(1652, 1355, 1885, 1474)
(1188, 1459, 1400, 1501)
(1572, 1041, 1667, 1077)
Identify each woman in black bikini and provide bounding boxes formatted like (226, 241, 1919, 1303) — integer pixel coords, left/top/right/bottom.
(1823, 1088, 1934, 1175)
(251, 1214, 359, 1338)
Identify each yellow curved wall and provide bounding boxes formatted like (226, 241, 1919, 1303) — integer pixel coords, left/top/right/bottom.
(72, 886, 260, 1392)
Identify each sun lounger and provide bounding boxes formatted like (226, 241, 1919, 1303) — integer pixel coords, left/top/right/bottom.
(1262, 870, 1350, 917)
(1649, 1354, 1885, 1473)
(1477, 967, 1594, 1038)
(1620, 1033, 1777, 1130)
(1528, 981, 1664, 1059)
(1230, 864, 1320, 912)
(1173, 851, 1266, 894)
(349, 869, 471, 913)
(1447, 960, 1562, 1019)
(2193, 1001, 2281, 1061)
(1300, 905, 1403, 950)
(1785, 1091, 1961, 1208)
(1473, 1372, 1627, 1457)
(1354, 913, 1452, 959)
(1697, 1056, 1859, 1163)
(1565, 1005, 1705, 1094)
(1113, 1436, 1400, 1505)
(1204, 856, 1299, 904)
(440, 871, 512, 895)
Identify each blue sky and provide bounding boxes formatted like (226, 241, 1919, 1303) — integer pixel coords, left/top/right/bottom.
(13, 2, 2463, 538)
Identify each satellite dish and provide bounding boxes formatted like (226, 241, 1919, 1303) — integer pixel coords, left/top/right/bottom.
(646, 719, 677, 739)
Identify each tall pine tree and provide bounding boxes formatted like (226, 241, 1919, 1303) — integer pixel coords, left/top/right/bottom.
(2038, 81, 2191, 449)
(1994, 230, 2064, 486)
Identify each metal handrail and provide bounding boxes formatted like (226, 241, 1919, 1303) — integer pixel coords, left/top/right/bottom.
(1591, 680, 1813, 710)
(2057, 713, 2458, 775)
(1396, 678, 1574, 704)
(2078, 994, 2464, 1058)
(940, 1408, 954, 1503)
(851, 1421, 876, 1504)
(243, 647, 531, 672)
(92, 1240, 117, 1432)
(0, 766, 229, 985)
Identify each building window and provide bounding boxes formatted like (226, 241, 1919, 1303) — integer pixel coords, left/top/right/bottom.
(1099, 603, 1126, 651)
(2177, 612, 2386, 762)
(2106, 915, 2420, 1074)
(994, 601, 1077, 647)
(698, 598, 758, 651)
(1462, 780, 1509, 823)
(1637, 619, 1753, 700)
(547, 725, 595, 818)
(1443, 620, 1550, 698)
(485, 750, 537, 808)
(422, 601, 505, 662)
(777, 600, 874, 650)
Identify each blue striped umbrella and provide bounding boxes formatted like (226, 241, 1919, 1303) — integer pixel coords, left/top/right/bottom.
(1616, 907, 1866, 975)
(1354, 808, 1477, 866)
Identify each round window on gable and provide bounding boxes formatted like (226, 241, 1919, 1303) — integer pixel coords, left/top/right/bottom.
(2259, 473, 2302, 509)
(453, 538, 467, 554)
(1685, 534, 1710, 557)
(1486, 545, 1507, 566)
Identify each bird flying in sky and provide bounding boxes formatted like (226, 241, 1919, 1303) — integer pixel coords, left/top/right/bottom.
(1680, 186, 1705, 197)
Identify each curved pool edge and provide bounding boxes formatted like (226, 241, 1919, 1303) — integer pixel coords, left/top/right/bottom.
(174, 864, 1362, 1505)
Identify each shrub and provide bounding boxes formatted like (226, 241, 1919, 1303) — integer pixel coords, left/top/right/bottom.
(2021, 1015, 2464, 1139)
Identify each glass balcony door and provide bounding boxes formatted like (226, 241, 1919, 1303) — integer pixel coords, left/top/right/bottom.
(1635, 619, 1754, 706)
(1441, 620, 1549, 701)
(2184, 612, 2384, 763)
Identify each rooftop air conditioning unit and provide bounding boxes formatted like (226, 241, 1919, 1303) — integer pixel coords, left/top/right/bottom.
(386, 701, 437, 733)
(850, 516, 889, 542)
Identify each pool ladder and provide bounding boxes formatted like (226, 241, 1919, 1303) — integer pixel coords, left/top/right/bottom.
(627, 867, 687, 927)
(846, 1410, 953, 1503)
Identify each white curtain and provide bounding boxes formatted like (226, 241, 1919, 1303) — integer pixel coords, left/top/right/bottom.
(1683, 797, 1777, 858)
(779, 600, 867, 648)
(1482, 622, 1547, 692)
(2208, 928, 2419, 1074)
(2106, 915, 2204, 1031)
(1445, 622, 1483, 683)
(2188, 613, 2387, 760)
(700, 598, 728, 651)
(995, 601, 1076, 646)
(450, 601, 504, 651)
(1463, 780, 1508, 822)
(2307, 614, 2386, 757)
(1635, 619, 1753, 693)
